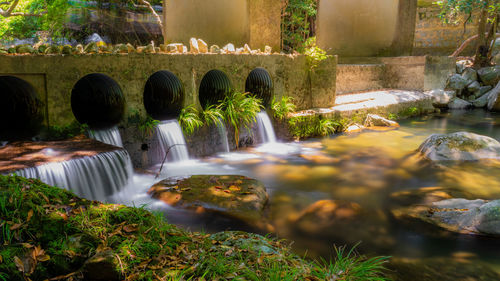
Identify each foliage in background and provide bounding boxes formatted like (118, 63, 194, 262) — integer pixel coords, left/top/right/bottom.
(41, 121, 88, 141)
(281, 0, 318, 52)
(0, 0, 70, 41)
(178, 105, 203, 135)
(303, 37, 331, 70)
(288, 115, 343, 139)
(435, 0, 499, 66)
(127, 109, 160, 140)
(0, 174, 391, 280)
(271, 95, 296, 120)
(220, 91, 263, 145)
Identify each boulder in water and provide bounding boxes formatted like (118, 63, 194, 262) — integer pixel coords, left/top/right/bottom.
(478, 66, 500, 86)
(392, 198, 500, 236)
(364, 114, 399, 127)
(446, 74, 468, 90)
(149, 175, 268, 223)
(418, 132, 500, 161)
(486, 81, 500, 111)
(425, 89, 455, 107)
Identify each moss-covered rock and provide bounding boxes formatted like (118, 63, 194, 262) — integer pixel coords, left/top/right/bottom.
(149, 175, 269, 223)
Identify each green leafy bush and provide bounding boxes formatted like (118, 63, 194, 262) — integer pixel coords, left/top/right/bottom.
(178, 105, 203, 135)
(271, 95, 296, 121)
(220, 91, 263, 144)
(304, 37, 331, 70)
(200, 105, 225, 127)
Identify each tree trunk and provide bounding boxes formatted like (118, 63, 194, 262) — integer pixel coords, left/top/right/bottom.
(474, 1, 490, 67)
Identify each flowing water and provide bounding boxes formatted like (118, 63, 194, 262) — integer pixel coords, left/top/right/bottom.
(112, 109, 500, 278)
(216, 120, 230, 153)
(155, 120, 190, 162)
(256, 111, 277, 143)
(87, 126, 123, 147)
(16, 149, 133, 201)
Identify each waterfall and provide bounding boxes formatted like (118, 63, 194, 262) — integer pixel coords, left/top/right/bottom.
(88, 126, 123, 147)
(216, 120, 230, 153)
(256, 111, 277, 143)
(13, 150, 133, 201)
(155, 120, 189, 162)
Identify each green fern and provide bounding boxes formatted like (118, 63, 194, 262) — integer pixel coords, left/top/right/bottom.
(200, 105, 225, 127)
(271, 96, 296, 120)
(178, 105, 203, 135)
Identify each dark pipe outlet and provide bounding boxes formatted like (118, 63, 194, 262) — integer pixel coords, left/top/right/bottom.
(0, 76, 44, 140)
(144, 71, 184, 120)
(199, 70, 232, 109)
(71, 73, 125, 129)
(245, 68, 274, 107)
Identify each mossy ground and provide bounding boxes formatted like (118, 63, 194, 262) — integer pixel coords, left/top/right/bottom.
(0, 175, 390, 281)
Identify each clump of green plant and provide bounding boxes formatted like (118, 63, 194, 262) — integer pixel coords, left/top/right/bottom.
(281, 0, 318, 52)
(271, 95, 296, 120)
(316, 118, 339, 136)
(178, 105, 203, 135)
(41, 121, 88, 140)
(200, 104, 225, 127)
(220, 91, 263, 144)
(288, 115, 342, 139)
(311, 244, 390, 281)
(127, 109, 160, 140)
(304, 37, 331, 70)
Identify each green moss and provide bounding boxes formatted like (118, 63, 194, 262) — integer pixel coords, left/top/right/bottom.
(0, 175, 390, 280)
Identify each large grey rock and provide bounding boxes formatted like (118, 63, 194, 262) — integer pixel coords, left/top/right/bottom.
(487, 81, 500, 111)
(456, 60, 467, 74)
(418, 132, 500, 161)
(448, 97, 471, 109)
(425, 89, 455, 107)
(461, 67, 478, 84)
(479, 85, 493, 97)
(392, 198, 500, 236)
(473, 91, 492, 108)
(478, 66, 500, 86)
(467, 81, 481, 92)
(446, 74, 468, 90)
(364, 114, 399, 127)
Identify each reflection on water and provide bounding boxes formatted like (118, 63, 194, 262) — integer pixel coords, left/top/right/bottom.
(114, 109, 500, 277)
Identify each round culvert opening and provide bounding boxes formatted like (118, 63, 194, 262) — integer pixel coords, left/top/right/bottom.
(0, 76, 44, 141)
(144, 70, 184, 120)
(71, 73, 125, 129)
(245, 68, 273, 107)
(199, 70, 232, 109)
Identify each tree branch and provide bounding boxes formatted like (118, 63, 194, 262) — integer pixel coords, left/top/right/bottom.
(450, 32, 500, 57)
(138, 0, 165, 40)
(0, 0, 47, 18)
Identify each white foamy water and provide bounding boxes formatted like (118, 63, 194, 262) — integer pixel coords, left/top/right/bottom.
(88, 126, 123, 147)
(155, 120, 189, 162)
(256, 111, 277, 143)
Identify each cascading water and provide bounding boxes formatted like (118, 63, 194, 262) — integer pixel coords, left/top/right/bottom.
(216, 120, 230, 153)
(256, 111, 277, 143)
(155, 120, 189, 162)
(13, 150, 133, 201)
(88, 126, 123, 147)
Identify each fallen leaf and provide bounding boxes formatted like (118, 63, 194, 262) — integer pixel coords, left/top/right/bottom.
(37, 255, 50, 262)
(26, 209, 33, 222)
(123, 224, 139, 233)
(10, 223, 22, 231)
(14, 256, 24, 272)
(224, 249, 233, 256)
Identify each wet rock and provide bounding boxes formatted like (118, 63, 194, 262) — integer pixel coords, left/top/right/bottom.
(189, 37, 199, 54)
(84, 42, 98, 54)
(425, 89, 455, 107)
(486, 81, 500, 111)
(210, 45, 221, 54)
(448, 97, 471, 109)
(418, 132, 500, 161)
(197, 39, 208, 53)
(473, 91, 491, 108)
(345, 123, 364, 133)
(149, 175, 268, 223)
(364, 114, 399, 127)
(393, 198, 500, 236)
(478, 66, 500, 86)
(82, 250, 120, 281)
(461, 67, 478, 84)
(390, 186, 470, 207)
(387, 257, 500, 281)
(223, 43, 235, 53)
(264, 45, 272, 54)
(447, 74, 468, 90)
(467, 81, 481, 93)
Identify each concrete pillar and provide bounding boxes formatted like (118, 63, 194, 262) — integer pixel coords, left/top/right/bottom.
(317, 0, 399, 56)
(165, 0, 280, 51)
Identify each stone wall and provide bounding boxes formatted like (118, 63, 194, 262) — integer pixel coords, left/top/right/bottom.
(413, 0, 479, 55)
(0, 53, 337, 127)
(164, 0, 281, 52)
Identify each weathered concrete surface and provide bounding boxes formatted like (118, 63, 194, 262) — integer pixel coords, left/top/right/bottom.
(336, 56, 455, 94)
(165, 0, 280, 51)
(0, 54, 336, 127)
